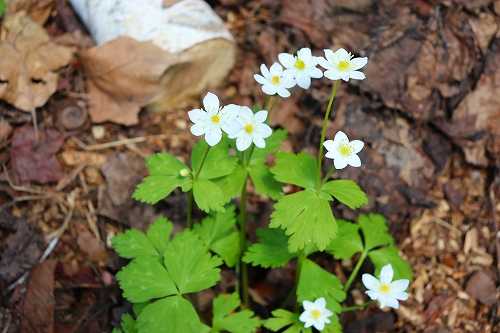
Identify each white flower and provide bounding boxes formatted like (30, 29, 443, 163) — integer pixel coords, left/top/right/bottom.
(254, 63, 296, 97)
(318, 48, 368, 82)
(224, 105, 272, 151)
(188, 92, 234, 146)
(323, 131, 364, 169)
(299, 297, 333, 331)
(278, 48, 323, 89)
(362, 264, 410, 309)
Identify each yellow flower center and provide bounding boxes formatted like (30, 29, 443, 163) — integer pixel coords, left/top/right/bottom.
(379, 283, 391, 294)
(271, 75, 281, 85)
(211, 115, 220, 124)
(244, 123, 254, 134)
(294, 59, 306, 70)
(338, 144, 352, 157)
(337, 60, 350, 72)
(311, 309, 322, 319)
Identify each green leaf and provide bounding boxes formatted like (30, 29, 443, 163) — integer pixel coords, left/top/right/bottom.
(251, 129, 287, 163)
(118, 313, 136, 333)
(322, 316, 342, 333)
(297, 259, 346, 314)
(270, 189, 337, 252)
(133, 153, 191, 204)
(327, 219, 363, 260)
(271, 152, 318, 189)
(321, 180, 368, 209)
(368, 246, 413, 281)
(193, 179, 226, 212)
(146, 217, 173, 256)
(112, 230, 157, 259)
(0, 0, 5, 17)
(133, 303, 148, 317)
(358, 213, 394, 250)
(212, 293, 260, 333)
(211, 232, 240, 267)
(249, 163, 282, 200)
(193, 207, 240, 267)
(192, 140, 237, 180)
(243, 228, 296, 268)
(163, 231, 222, 294)
(264, 309, 311, 333)
(215, 164, 247, 202)
(137, 296, 209, 333)
(116, 257, 177, 303)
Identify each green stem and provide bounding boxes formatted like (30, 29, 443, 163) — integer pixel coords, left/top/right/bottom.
(294, 253, 306, 311)
(322, 167, 335, 185)
(344, 250, 368, 292)
(187, 191, 193, 228)
(187, 145, 211, 227)
(238, 145, 255, 308)
(341, 302, 371, 313)
(316, 80, 340, 186)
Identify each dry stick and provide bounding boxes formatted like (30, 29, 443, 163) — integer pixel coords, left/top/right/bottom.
(73, 134, 168, 151)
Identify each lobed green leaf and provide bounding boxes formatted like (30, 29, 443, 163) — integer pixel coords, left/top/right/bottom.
(368, 246, 413, 281)
(116, 257, 177, 303)
(270, 189, 337, 252)
(327, 219, 363, 260)
(146, 217, 173, 256)
(243, 228, 296, 268)
(193, 179, 226, 212)
(191, 140, 237, 180)
(163, 231, 222, 294)
(137, 295, 209, 333)
(212, 293, 260, 333)
(321, 179, 368, 209)
(358, 213, 394, 250)
(270, 152, 318, 189)
(112, 230, 157, 259)
(264, 309, 311, 333)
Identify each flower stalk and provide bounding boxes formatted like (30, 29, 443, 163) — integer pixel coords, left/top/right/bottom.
(187, 145, 211, 228)
(317, 80, 340, 186)
(344, 250, 368, 292)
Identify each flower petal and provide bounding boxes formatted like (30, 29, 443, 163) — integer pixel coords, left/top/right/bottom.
(362, 273, 380, 290)
(205, 128, 222, 146)
(254, 110, 268, 123)
(365, 290, 379, 300)
(236, 135, 252, 151)
(350, 57, 368, 70)
(383, 297, 399, 309)
(253, 136, 266, 148)
(190, 123, 205, 136)
(324, 49, 336, 63)
(278, 53, 296, 68)
(325, 151, 336, 160)
(296, 75, 311, 89)
(277, 87, 291, 98)
(334, 157, 348, 170)
(254, 74, 267, 85)
(315, 297, 326, 308)
(324, 69, 342, 81)
(255, 123, 272, 138)
(314, 321, 325, 331)
(238, 106, 254, 122)
(260, 64, 270, 78)
(309, 67, 323, 79)
(380, 264, 394, 284)
(203, 92, 219, 113)
(350, 140, 364, 153)
(347, 154, 361, 167)
(188, 109, 207, 123)
(298, 48, 312, 62)
(269, 62, 283, 75)
(349, 70, 366, 80)
(334, 48, 350, 61)
(333, 131, 349, 144)
(390, 279, 410, 293)
(394, 291, 409, 301)
(303, 300, 315, 311)
(317, 56, 332, 70)
(323, 139, 335, 152)
(262, 84, 277, 96)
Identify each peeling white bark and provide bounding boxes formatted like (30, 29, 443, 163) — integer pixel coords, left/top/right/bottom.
(68, 0, 233, 53)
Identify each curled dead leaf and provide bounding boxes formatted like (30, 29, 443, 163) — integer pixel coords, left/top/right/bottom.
(0, 13, 73, 111)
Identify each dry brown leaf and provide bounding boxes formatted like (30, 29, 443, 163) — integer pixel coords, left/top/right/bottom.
(0, 13, 73, 111)
(6, 0, 55, 25)
(80, 37, 174, 125)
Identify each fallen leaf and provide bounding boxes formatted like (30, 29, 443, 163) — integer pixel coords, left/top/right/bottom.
(465, 270, 497, 306)
(75, 224, 107, 264)
(10, 125, 65, 184)
(0, 13, 73, 111)
(6, 0, 55, 24)
(0, 211, 44, 287)
(21, 260, 57, 333)
(98, 152, 155, 228)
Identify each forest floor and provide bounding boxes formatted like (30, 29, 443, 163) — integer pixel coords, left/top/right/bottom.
(0, 0, 499, 332)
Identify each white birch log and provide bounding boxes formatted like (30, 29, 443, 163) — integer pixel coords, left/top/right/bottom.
(68, 0, 236, 124)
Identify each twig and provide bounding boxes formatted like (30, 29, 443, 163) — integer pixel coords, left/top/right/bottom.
(2, 165, 43, 194)
(72, 134, 168, 151)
